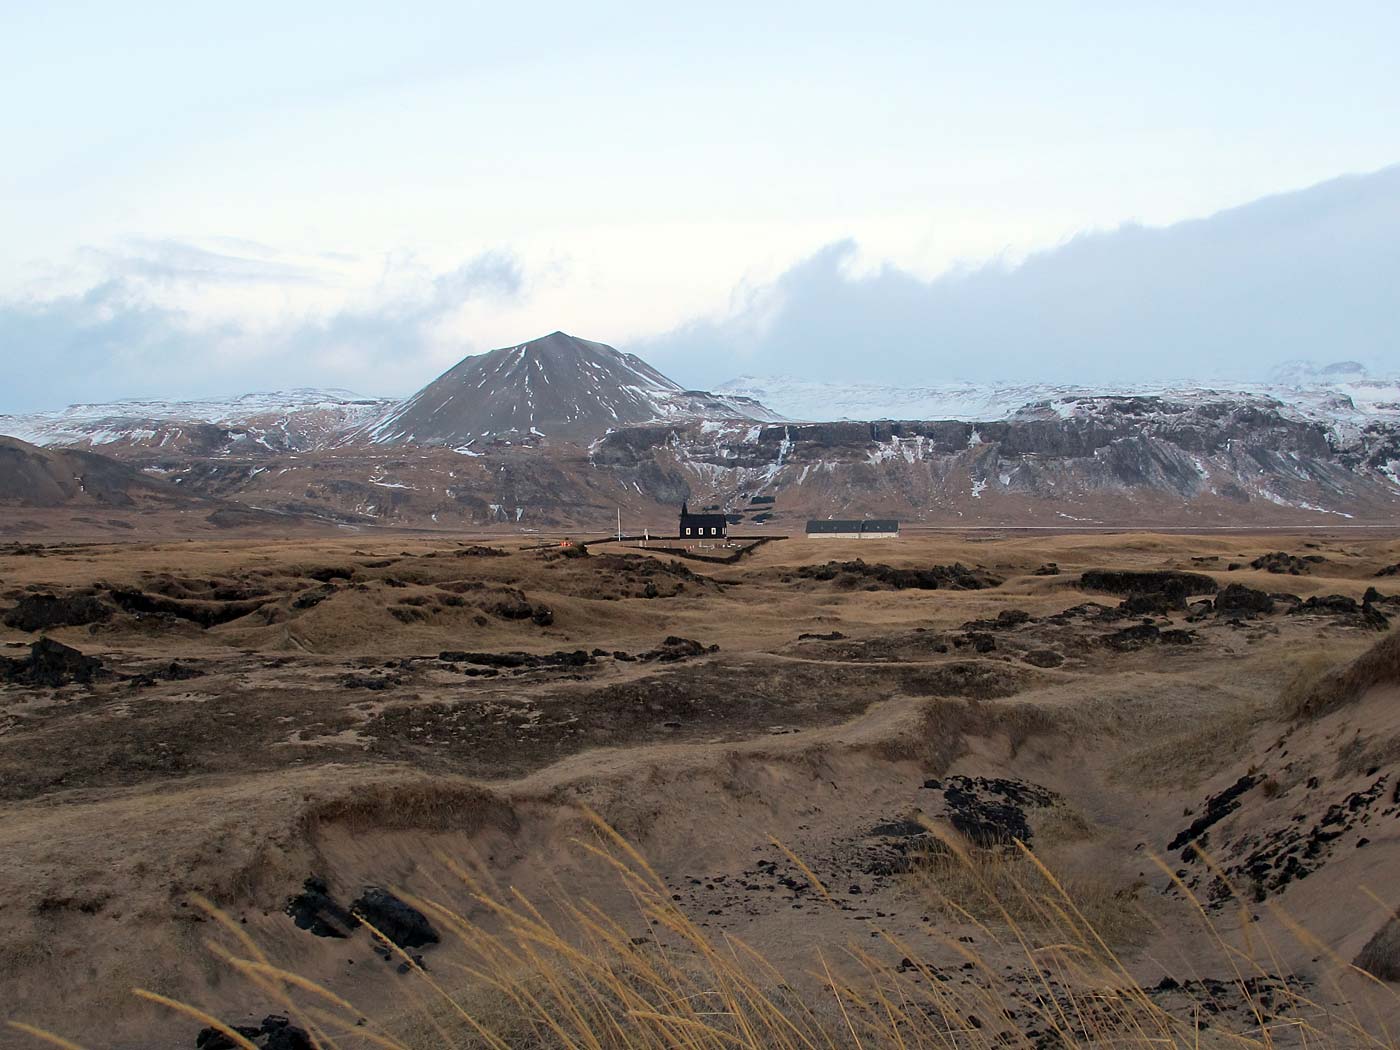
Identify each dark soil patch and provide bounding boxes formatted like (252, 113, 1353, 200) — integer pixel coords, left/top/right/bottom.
(1079, 569, 1218, 598)
(108, 588, 269, 627)
(791, 560, 1002, 591)
(3, 591, 113, 631)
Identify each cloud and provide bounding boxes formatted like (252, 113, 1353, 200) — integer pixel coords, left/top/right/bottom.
(641, 164, 1400, 387)
(87, 237, 332, 287)
(0, 249, 526, 412)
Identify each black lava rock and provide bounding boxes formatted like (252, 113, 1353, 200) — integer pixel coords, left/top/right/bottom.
(1214, 584, 1275, 617)
(284, 877, 359, 939)
(351, 887, 439, 949)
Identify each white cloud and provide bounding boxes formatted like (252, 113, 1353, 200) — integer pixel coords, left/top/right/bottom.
(640, 165, 1400, 388)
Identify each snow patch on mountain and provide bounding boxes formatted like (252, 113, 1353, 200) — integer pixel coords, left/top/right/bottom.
(0, 389, 392, 450)
(717, 364, 1400, 443)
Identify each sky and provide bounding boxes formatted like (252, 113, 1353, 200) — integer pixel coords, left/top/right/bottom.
(1, 1, 1398, 411)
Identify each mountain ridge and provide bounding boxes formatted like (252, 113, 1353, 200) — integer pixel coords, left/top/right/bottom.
(1, 340, 1397, 531)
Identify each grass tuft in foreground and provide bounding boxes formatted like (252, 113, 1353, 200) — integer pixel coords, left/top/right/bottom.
(12, 811, 1400, 1050)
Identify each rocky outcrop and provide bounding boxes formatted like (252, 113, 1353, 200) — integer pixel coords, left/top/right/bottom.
(1, 638, 103, 686)
(3, 592, 113, 631)
(1215, 584, 1276, 617)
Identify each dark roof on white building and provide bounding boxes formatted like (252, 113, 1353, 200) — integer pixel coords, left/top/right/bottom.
(806, 519, 900, 533)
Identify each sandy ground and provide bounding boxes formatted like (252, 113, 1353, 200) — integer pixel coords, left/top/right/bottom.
(3, 528, 1400, 1048)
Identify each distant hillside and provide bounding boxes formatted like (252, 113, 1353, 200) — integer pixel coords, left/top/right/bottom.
(0, 436, 183, 507)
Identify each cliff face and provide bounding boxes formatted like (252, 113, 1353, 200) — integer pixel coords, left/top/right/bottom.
(591, 397, 1400, 525)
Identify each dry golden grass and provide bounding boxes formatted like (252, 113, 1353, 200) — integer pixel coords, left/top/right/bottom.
(1113, 701, 1274, 787)
(1112, 642, 1373, 789)
(907, 846, 1150, 950)
(13, 816, 1397, 1050)
(878, 697, 1063, 774)
(1357, 917, 1400, 984)
(299, 779, 518, 836)
(1283, 629, 1400, 722)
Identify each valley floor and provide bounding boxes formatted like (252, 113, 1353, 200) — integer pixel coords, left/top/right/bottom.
(3, 528, 1400, 1048)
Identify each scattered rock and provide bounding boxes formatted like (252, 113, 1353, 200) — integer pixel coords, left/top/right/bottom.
(127, 660, 206, 688)
(284, 877, 358, 938)
(958, 632, 997, 653)
(1292, 594, 1360, 615)
(285, 879, 438, 950)
(923, 776, 1058, 848)
(342, 673, 394, 690)
(1103, 623, 1161, 651)
(291, 584, 337, 610)
(961, 609, 1032, 631)
(1032, 563, 1061, 576)
(196, 1014, 313, 1050)
(1286, 594, 1390, 628)
(1251, 552, 1326, 575)
(306, 566, 357, 582)
(1118, 592, 1186, 616)
(638, 636, 719, 662)
(438, 649, 592, 670)
(1169, 774, 1259, 860)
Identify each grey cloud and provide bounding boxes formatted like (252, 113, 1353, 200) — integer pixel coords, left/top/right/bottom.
(643, 164, 1400, 388)
(429, 252, 524, 310)
(0, 249, 526, 412)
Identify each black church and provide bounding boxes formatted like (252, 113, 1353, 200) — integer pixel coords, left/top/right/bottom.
(678, 501, 727, 540)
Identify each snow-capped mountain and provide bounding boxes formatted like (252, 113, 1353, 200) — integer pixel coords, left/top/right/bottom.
(362, 331, 782, 446)
(0, 389, 394, 456)
(717, 363, 1400, 446)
